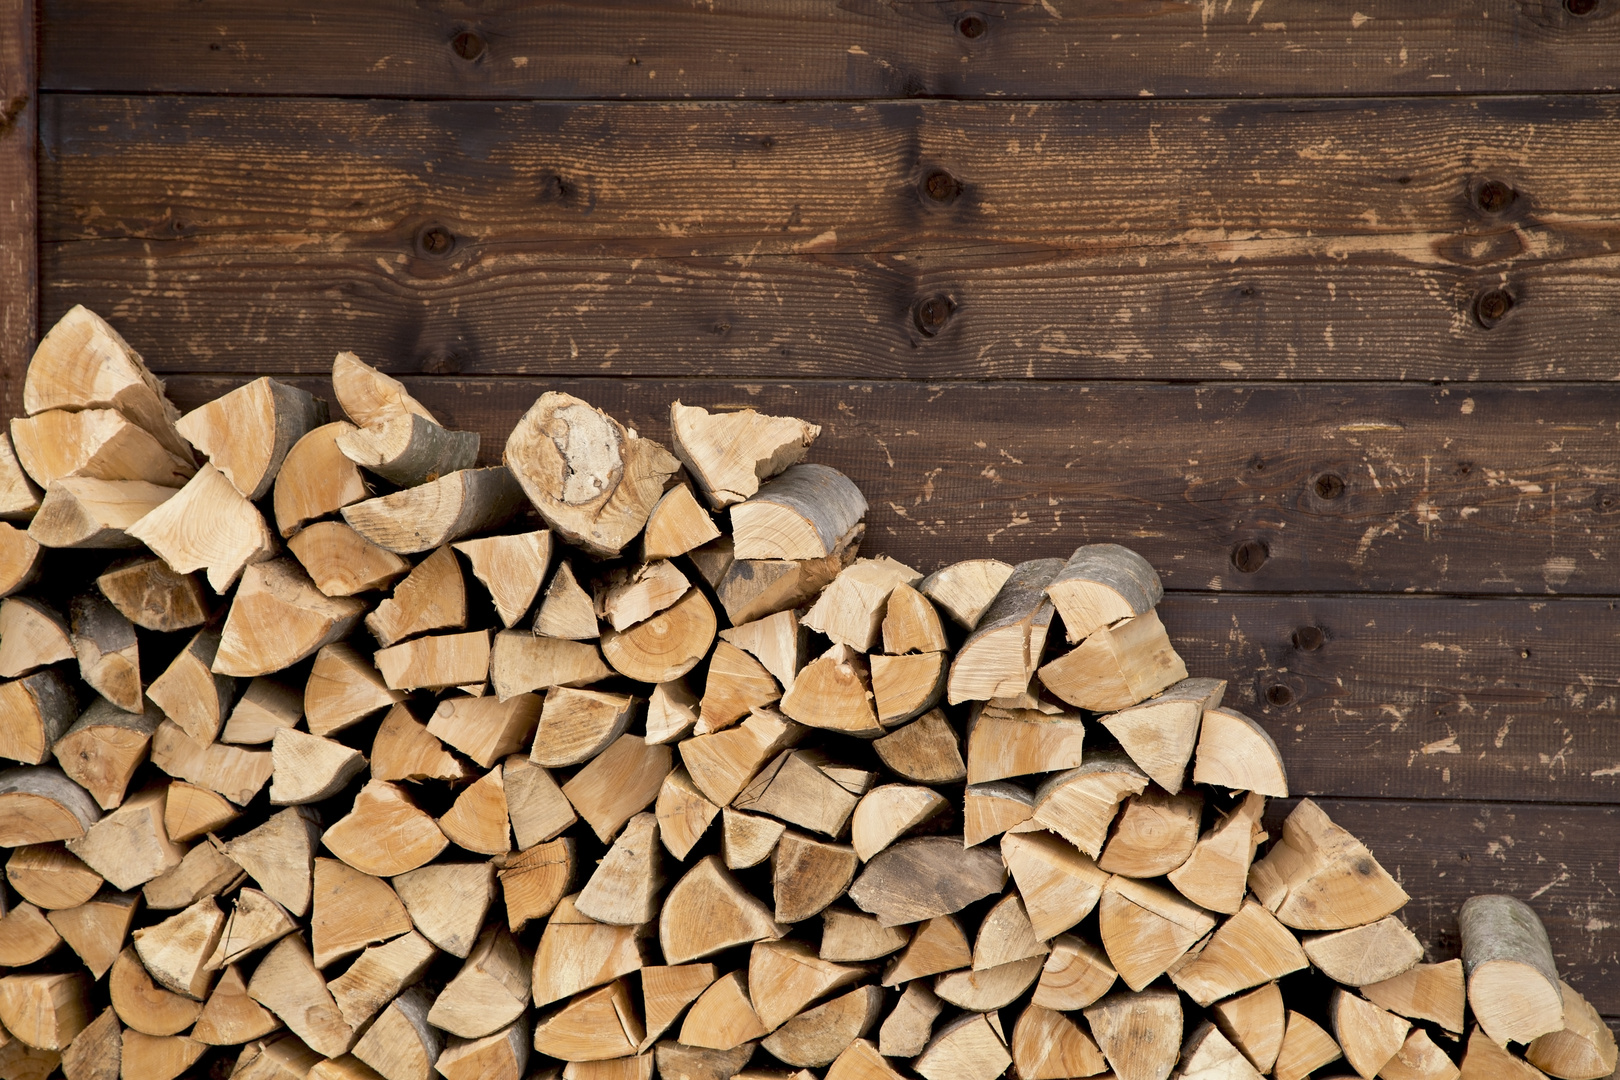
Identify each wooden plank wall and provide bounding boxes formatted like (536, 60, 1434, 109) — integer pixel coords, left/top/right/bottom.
(10, 0, 1620, 1020)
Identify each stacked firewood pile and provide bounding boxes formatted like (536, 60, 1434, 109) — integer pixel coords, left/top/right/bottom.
(0, 305, 1611, 1080)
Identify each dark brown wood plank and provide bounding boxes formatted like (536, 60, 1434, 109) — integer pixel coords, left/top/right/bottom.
(0, 0, 34, 419)
(38, 0, 1620, 100)
(159, 375, 1620, 598)
(1272, 799, 1620, 1014)
(39, 95, 1620, 381)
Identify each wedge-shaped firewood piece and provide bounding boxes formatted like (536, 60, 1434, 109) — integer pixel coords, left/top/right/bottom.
(712, 524, 866, 626)
(331, 352, 436, 428)
(28, 477, 171, 550)
(779, 645, 881, 738)
(881, 914, 970, 986)
(0, 972, 90, 1056)
(1459, 894, 1564, 1046)
(176, 378, 325, 500)
(309, 858, 411, 968)
(287, 520, 411, 597)
(54, 701, 152, 811)
(127, 464, 275, 592)
(272, 421, 369, 537)
(248, 936, 354, 1058)
(870, 652, 946, 727)
(803, 558, 921, 653)
(735, 749, 859, 838)
(69, 591, 142, 713)
(530, 687, 636, 767)
(772, 832, 858, 924)
(1380, 1030, 1461, 1080)
(125, 1031, 206, 1080)
(644, 678, 699, 746)
(1192, 707, 1288, 797)
(1168, 791, 1265, 915)
(1248, 799, 1408, 931)
(352, 982, 440, 1080)
(0, 433, 40, 521)
(876, 981, 940, 1058)
(681, 709, 807, 807)
(948, 558, 1063, 704)
(1085, 989, 1182, 1080)
(965, 702, 1084, 784)
(1098, 787, 1202, 878)
(1175, 1022, 1262, 1080)
(1101, 677, 1224, 794)
(564, 735, 672, 843)
(851, 784, 947, 862)
(0, 900, 62, 967)
(656, 768, 719, 861)
(638, 965, 719, 1050)
(496, 756, 574, 850)
(48, 890, 138, 978)
(1364, 960, 1466, 1035)
(1099, 875, 1217, 993)
(150, 719, 272, 805)
(577, 812, 663, 926)
(131, 897, 224, 1000)
(1330, 991, 1409, 1080)
(873, 710, 964, 784)
(342, 466, 524, 554)
(369, 704, 469, 783)
(1205, 984, 1285, 1075)
(336, 410, 478, 488)
(913, 1011, 1011, 1080)
(1023, 752, 1149, 858)
(698, 642, 781, 735)
(880, 583, 948, 656)
(437, 1022, 531, 1080)
(12, 409, 193, 488)
(426, 923, 531, 1040)
(498, 836, 574, 930)
(417, 694, 534, 770)
(192, 965, 278, 1046)
(935, 955, 1044, 1011)
(849, 836, 1004, 928)
(94, 556, 206, 633)
(324, 781, 446, 878)
(530, 891, 648, 1007)
(232, 1035, 327, 1080)
(2, 671, 76, 767)
(0, 765, 102, 845)
(1027, 934, 1113, 1012)
(1305, 915, 1424, 987)
(918, 559, 1014, 631)
(1044, 543, 1163, 643)
(1166, 897, 1306, 1006)
(327, 931, 436, 1031)
(304, 643, 400, 737)
(109, 946, 199, 1036)
(602, 587, 716, 684)
(762, 985, 882, 1068)
(533, 979, 645, 1062)
(747, 940, 863, 1032)
(722, 807, 786, 870)
(438, 764, 511, 855)
(8, 841, 101, 909)
(661, 856, 785, 965)
(1526, 981, 1617, 1080)
(573, 1053, 660, 1080)
(826, 1038, 905, 1080)
(1013, 1004, 1108, 1080)
(147, 628, 233, 743)
(0, 523, 42, 596)
(974, 892, 1049, 971)
(374, 629, 490, 691)
(1040, 609, 1187, 713)
(1000, 831, 1107, 941)
(391, 860, 494, 958)
(142, 841, 242, 910)
(668, 402, 819, 509)
(0, 598, 73, 678)
(454, 530, 551, 628)
(221, 807, 320, 916)
(490, 631, 613, 699)
(679, 970, 766, 1050)
(204, 888, 296, 970)
(730, 464, 866, 561)
(1460, 1026, 1547, 1080)
(66, 786, 183, 891)
(599, 560, 691, 632)
(214, 559, 365, 677)
(365, 545, 466, 648)
(535, 559, 599, 639)
(59, 1004, 120, 1080)
(643, 483, 720, 561)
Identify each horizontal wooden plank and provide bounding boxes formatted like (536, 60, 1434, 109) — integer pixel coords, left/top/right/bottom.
(39, 95, 1620, 381)
(1272, 799, 1620, 1014)
(37, 0, 1620, 99)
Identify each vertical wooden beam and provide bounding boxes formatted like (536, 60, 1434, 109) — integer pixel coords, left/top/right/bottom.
(1, 0, 37, 420)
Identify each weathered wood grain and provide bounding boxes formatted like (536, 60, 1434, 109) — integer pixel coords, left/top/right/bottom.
(37, 0, 1620, 100)
(1276, 799, 1620, 1016)
(162, 376, 1620, 598)
(1, 0, 35, 420)
(37, 94, 1620, 381)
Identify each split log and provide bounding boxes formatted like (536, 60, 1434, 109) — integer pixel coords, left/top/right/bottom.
(1083, 989, 1183, 1080)
(1045, 543, 1163, 644)
(1001, 830, 1108, 940)
(881, 915, 970, 986)
(392, 860, 495, 958)
(656, 768, 720, 861)
(11, 409, 193, 488)
(773, 831, 859, 924)
(490, 631, 613, 698)
(365, 546, 466, 647)
(577, 812, 663, 925)
(1210, 983, 1285, 1075)
(668, 402, 819, 509)
(642, 483, 721, 560)
(430, 693, 541, 767)
(826, 1039, 905, 1080)
(730, 464, 866, 561)
(880, 583, 948, 656)
(531, 687, 637, 767)
(28, 478, 174, 549)
(735, 749, 862, 838)
(109, 946, 200, 1036)
(1175, 1022, 1262, 1080)
(1458, 894, 1565, 1046)
(532, 979, 644, 1061)
(698, 641, 781, 734)
(323, 781, 447, 877)
(1380, 1031, 1461, 1080)
(117, 1032, 203, 1080)
(213, 559, 366, 677)
(1191, 708, 1289, 797)
(232, 1036, 325, 1080)
(126, 464, 275, 592)
(912, 1012, 1011, 1080)
(426, 924, 531, 1039)
(1032, 934, 1117, 1011)
(721, 610, 806, 695)
(0, 766, 102, 845)
(1248, 799, 1409, 931)
(1328, 990, 1410, 1080)
(331, 352, 437, 428)
(368, 704, 470, 783)
(1303, 915, 1424, 987)
(803, 558, 921, 653)
(536, 560, 600, 640)
(342, 467, 525, 554)
(973, 892, 1048, 972)
(150, 719, 273, 805)
(327, 931, 436, 1031)
(497, 836, 574, 930)
(1012, 1005, 1108, 1080)
(286, 521, 411, 597)
(711, 524, 864, 626)
(141, 840, 242, 909)
(918, 559, 1014, 631)
(0, 598, 72, 679)
(778, 645, 881, 738)
(1274, 1012, 1343, 1080)
(504, 754, 577, 847)
(660, 856, 785, 965)
(533, 893, 649, 1006)
(192, 965, 279, 1045)
(573, 1054, 656, 1080)
(1166, 898, 1308, 1006)
(679, 971, 766, 1050)
(1039, 610, 1188, 713)
(438, 764, 512, 854)
(0, 901, 62, 967)
(761, 985, 882, 1067)
(1101, 677, 1224, 794)
(1098, 875, 1217, 992)
(722, 807, 787, 870)
(1526, 981, 1617, 1080)
(1024, 752, 1150, 858)
(147, 628, 234, 743)
(220, 807, 321, 916)
(95, 556, 208, 632)
(872, 710, 964, 785)
(308, 858, 412, 967)
(0, 523, 42, 594)
(204, 888, 297, 970)
(640, 964, 718, 1050)
(271, 421, 370, 538)
(0, 434, 40, 521)
(655, 1042, 749, 1080)
(247, 935, 354, 1058)
(747, 940, 863, 1032)
(175, 377, 325, 500)
(599, 560, 691, 632)
(847, 836, 1005, 927)
(1460, 1026, 1548, 1080)
(1167, 791, 1265, 915)
(335, 411, 478, 487)
(68, 591, 141, 713)
(1, 672, 76, 769)
(7, 842, 102, 909)
(130, 897, 225, 998)
(453, 530, 552, 628)
(601, 587, 717, 683)
(877, 981, 941, 1058)
(351, 983, 441, 1080)
(506, 392, 682, 557)
(65, 786, 184, 891)
(1098, 787, 1203, 878)
(305, 643, 401, 737)
(561, 734, 673, 843)
(1363, 960, 1467, 1035)
(436, 1023, 531, 1080)
(947, 558, 1062, 704)
(965, 703, 1085, 784)
(869, 652, 946, 726)
(373, 629, 491, 691)
(0, 972, 90, 1052)
(59, 1005, 120, 1080)
(851, 785, 947, 861)
(648, 679, 701, 745)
